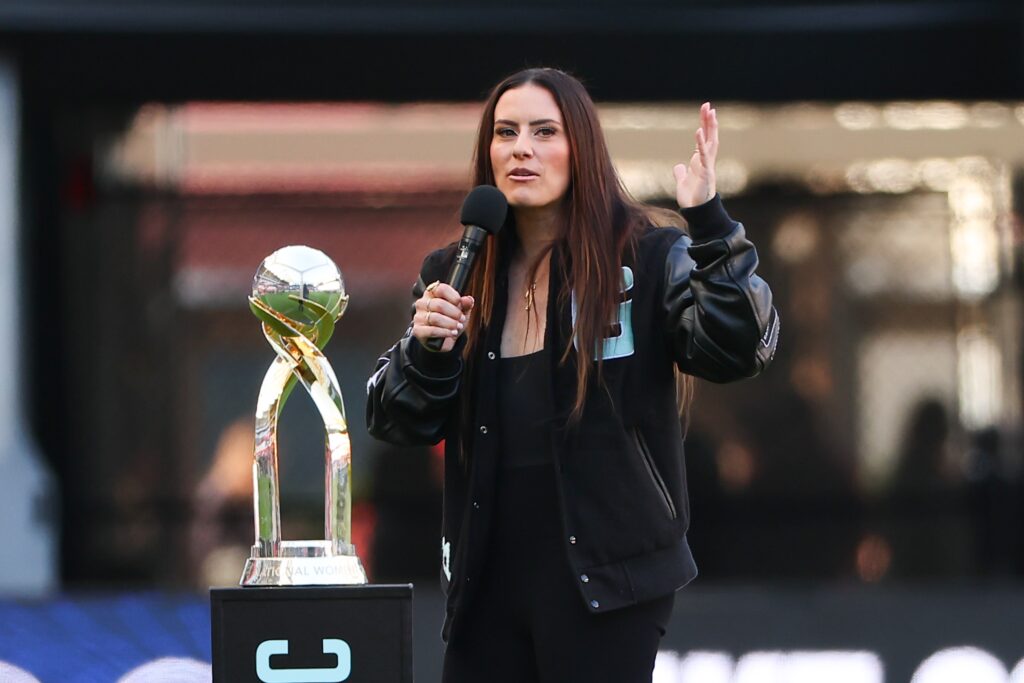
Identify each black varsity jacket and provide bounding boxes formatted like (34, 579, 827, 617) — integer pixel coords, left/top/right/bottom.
(365, 195, 779, 641)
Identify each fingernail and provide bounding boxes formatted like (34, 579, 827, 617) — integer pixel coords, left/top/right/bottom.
(451, 329, 459, 336)
(457, 322, 464, 331)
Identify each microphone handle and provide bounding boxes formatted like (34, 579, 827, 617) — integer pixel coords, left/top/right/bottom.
(425, 225, 489, 352)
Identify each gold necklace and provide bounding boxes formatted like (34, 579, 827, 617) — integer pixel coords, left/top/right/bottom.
(524, 281, 537, 311)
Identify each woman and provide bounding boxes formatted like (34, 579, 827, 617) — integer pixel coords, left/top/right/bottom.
(366, 68, 778, 682)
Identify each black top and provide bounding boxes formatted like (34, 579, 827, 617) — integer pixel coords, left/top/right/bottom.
(497, 348, 554, 469)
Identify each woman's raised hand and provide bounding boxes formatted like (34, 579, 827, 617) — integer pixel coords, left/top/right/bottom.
(673, 102, 719, 209)
(412, 281, 475, 353)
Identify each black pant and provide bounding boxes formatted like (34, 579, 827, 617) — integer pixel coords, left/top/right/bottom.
(442, 465, 675, 683)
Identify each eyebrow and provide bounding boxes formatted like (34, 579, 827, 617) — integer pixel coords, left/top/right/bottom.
(494, 118, 563, 127)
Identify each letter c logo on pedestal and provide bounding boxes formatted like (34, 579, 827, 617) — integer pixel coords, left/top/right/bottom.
(255, 639, 351, 683)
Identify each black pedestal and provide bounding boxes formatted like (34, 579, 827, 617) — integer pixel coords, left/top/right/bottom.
(211, 584, 413, 683)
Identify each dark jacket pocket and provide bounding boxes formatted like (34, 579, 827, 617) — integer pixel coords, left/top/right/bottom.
(632, 427, 677, 520)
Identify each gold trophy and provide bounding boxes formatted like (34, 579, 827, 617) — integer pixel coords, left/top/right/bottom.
(240, 245, 367, 586)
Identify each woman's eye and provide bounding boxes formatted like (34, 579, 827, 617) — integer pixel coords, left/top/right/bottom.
(536, 127, 556, 137)
(496, 127, 516, 138)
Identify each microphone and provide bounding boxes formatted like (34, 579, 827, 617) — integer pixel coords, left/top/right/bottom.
(425, 185, 507, 352)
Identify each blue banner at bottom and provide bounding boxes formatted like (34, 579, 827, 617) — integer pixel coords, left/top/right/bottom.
(0, 593, 211, 683)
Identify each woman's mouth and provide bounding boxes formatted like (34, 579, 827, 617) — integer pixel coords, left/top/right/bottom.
(508, 168, 539, 181)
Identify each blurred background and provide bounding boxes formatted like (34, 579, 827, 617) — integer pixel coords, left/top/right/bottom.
(0, 0, 1023, 681)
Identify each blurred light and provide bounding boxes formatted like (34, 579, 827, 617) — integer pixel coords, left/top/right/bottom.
(678, 652, 734, 683)
(918, 158, 958, 192)
(654, 650, 1024, 683)
(957, 327, 1002, 430)
(600, 104, 761, 131)
(910, 647, 1008, 683)
(968, 102, 1012, 128)
(107, 102, 479, 193)
(773, 211, 820, 264)
(869, 159, 920, 193)
(948, 176, 999, 298)
(716, 104, 762, 130)
(844, 163, 875, 194)
(655, 650, 736, 683)
(839, 156, 999, 196)
(855, 533, 893, 582)
(835, 103, 882, 130)
(790, 357, 833, 401)
(174, 267, 250, 308)
(804, 165, 849, 195)
(1010, 657, 1024, 683)
(733, 651, 883, 683)
(840, 198, 954, 300)
(108, 100, 1024, 202)
(841, 100, 1009, 131)
(845, 158, 919, 194)
(600, 106, 693, 131)
(832, 159, 1003, 303)
(617, 159, 747, 200)
(949, 176, 996, 220)
(653, 651, 683, 683)
(777, 103, 834, 130)
(716, 441, 756, 493)
(616, 160, 676, 201)
(845, 255, 888, 296)
(950, 217, 999, 297)
(856, 331, 958, 490)
(177, 101, 482, 132)
(201, 545, 249, 588)
(883, 102, 969, 130)
(954, 156, 996, 179)
(717, 159, 750, 195)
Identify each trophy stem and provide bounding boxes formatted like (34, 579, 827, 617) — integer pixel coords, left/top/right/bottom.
(252, 356, 290, 551)
(243, 302, 365, 586)
(326, 432, 353, 554)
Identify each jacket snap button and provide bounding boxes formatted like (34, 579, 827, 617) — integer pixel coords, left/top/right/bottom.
(590, 600, 600, 609)
(479, 425, 488, 434)
(472, 501, 480, 509)
(487, 351, 496, 360)
(569, 535, 577, 545)
(580, 574, 589, 583)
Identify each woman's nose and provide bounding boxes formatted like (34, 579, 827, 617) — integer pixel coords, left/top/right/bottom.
(512, 137, 533, 158)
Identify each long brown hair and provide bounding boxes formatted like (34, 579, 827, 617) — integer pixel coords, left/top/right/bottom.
(462, 67, 691, 423)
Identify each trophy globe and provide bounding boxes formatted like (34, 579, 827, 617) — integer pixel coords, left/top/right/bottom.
(252, 245, 349, 337)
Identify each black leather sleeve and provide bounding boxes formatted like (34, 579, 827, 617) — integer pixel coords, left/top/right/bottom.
(365, 248, 465, 446)
(663, 194, 780, 382)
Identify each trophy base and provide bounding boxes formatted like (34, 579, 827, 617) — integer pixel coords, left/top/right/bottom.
(241, 541, 368, 586)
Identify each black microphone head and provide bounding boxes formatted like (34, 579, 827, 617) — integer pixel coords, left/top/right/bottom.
(460, 185, 507, 235)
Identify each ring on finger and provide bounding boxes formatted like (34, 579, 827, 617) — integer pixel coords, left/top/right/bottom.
(426, 311, 433, 326)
